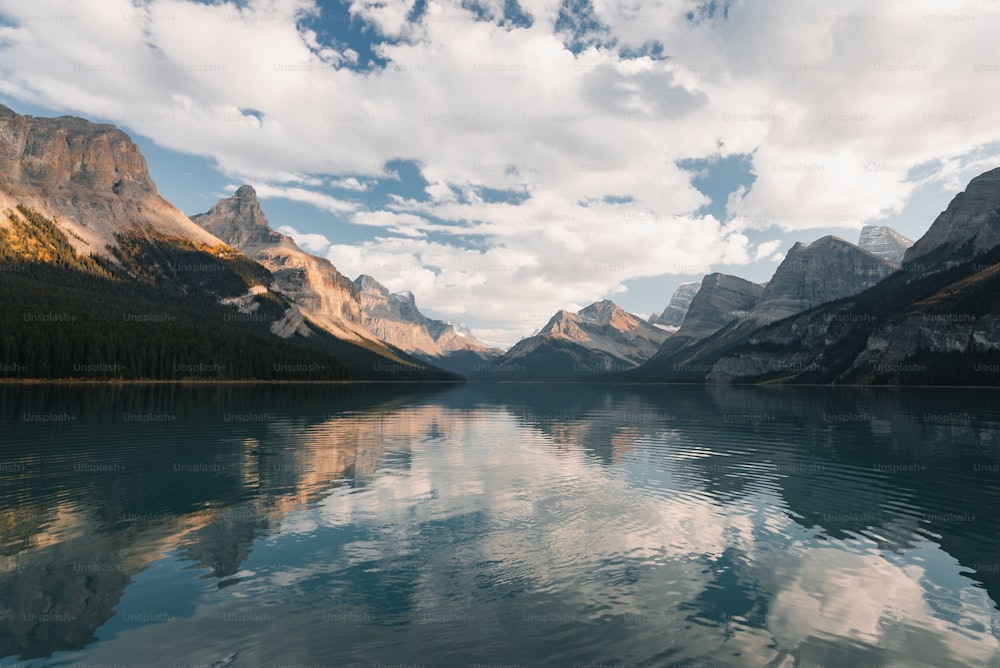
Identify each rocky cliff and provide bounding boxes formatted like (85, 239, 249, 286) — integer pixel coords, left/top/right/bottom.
(648, 281, 700, 329)
(904, 167, 1000, 270)
(0, 104, 223, 256)
(748, 236, 896, 324)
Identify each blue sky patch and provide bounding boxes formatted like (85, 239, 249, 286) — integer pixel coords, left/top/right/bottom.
(677, 153, 755, 222)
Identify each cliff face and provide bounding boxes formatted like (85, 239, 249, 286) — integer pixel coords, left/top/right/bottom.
(0, 104, 223, 256)
(678, 273, 765, 340)
(749, 236, 896, 324)
(192, 186, 374, 343)
(904, 167, 1000, 270)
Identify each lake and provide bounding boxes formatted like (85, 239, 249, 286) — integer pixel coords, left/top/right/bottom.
(1, 382, 999, 667)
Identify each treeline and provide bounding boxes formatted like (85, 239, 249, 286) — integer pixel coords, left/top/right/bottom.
(0, 206, 454, 381)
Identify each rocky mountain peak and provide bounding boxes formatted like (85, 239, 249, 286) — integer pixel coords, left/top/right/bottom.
(0, 104, 154, 196)
(751, 235, 894, 323)
(578, 299, 625, 325)
(0, 104, 223, 255)
(355, 274, 391, 296)
(904, 166, 1000, 269)
(858, 225, 913, 264)
(235, 184, 257, 200)
(191, 184, 276, 248)
(673, 273, 765, 340)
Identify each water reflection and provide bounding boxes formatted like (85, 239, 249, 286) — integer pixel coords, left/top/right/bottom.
(0, 383, 998, 666)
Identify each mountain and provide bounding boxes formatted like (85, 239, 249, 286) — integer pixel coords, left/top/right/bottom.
(903, 167, 1000, 270)
(0, 104, 223, 257)
(620, 236, 896, 382)
(644, 273, 765, 364)
(747, 236, 897, 324)
(353, 274, 503, 375)
(648, 281, 700, 329)
(0, 106, 454, 381)
(620, 167, 1000, 385)
(858, 225, 913, 263)
(191, 187, 498, 376)
(480, 300, 670, 380)
(191, 185, 377, 344)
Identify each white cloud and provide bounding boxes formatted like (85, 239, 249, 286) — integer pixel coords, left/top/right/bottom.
(276, 225, 332, 254)
(0, 0, 997, 343)
(329, 177, 369, 192)
(247, 183, 358, 214)
(753, 239, 783, 262)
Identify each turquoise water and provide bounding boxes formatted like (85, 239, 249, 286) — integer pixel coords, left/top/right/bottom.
(1, 383, 999, 667)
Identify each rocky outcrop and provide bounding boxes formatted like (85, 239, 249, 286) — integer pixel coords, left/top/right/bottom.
(904, 166, 1000, 270)
(0, 104, 224, 256)
(749, 236, 896, 324)
(648, 281, 700, 329)
(483, 300, 670, 379)
(858, 225, 912, 264)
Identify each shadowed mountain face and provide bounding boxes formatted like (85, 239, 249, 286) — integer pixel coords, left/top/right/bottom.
(0, 104, 224, 257)
(904, 166, 1000, 270)
(748, 236, 896, 325)
(353, 274, 502, 376)
(643, 273, 765, 365)
(480, 300, 670, 380)
(618, 168, 1000, 386)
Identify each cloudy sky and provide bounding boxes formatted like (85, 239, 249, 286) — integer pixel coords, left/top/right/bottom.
(0, 0, 998, 346)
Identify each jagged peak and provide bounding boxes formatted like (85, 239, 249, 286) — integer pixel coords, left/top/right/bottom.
(235, 184, 258, 201)
(354, 274, 390, 295)
(580, 298, 617, 313)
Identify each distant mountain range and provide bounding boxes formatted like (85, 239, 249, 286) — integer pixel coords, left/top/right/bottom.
(352, 274, 503, 375)
(648, 282, 700, 330)
(614, 169, 1000, 385)
(476, 300, 669, 380)
(1, 103, 997, 384)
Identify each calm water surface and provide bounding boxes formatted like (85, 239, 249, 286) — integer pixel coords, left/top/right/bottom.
(1, 383, 1000, 667)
